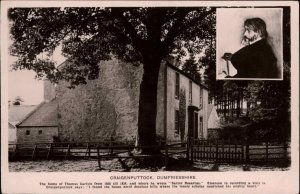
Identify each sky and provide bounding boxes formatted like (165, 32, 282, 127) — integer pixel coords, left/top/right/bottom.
(8, 45, 66, 105)
(8, 69, 44, 105)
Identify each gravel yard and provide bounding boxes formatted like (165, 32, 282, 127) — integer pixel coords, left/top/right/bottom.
(9, 159, 290, 172)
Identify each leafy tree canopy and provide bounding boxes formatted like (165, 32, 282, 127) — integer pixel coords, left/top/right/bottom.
(9, 7, 216, 149)
(9, 7, 215, 87)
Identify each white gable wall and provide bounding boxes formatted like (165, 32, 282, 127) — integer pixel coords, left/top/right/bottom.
(163, 63, 209, 141)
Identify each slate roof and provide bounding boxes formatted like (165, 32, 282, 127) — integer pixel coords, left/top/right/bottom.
(17, 99, 58, 127)
(9, 105, 37, 125)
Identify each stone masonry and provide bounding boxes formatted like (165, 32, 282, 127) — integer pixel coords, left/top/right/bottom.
(56, 60, 143, 143)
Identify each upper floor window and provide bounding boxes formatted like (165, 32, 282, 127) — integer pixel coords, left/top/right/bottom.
(175, 73, 180, 99)
(189, 80, 192, 103)
(26, 130, 30, 135)
(38, 130, 43, 135)
(200, 88, 203, 109)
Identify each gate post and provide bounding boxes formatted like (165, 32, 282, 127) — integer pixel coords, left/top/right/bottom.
(283, 142, 288, 163)
(47, 143, 53, 160)
(186, 138, 190, 161)
(266, 141, 269, 163)
(191, 138, 194, 161)
(216, 140, 218, 162)
(87, 143, 91, 158)
(245, 141, 250, 163)
(165, 144, 169, 168)
(32, 144, 37, 160)
(97, 146, 101, 169)
(14, 144, 19, 160)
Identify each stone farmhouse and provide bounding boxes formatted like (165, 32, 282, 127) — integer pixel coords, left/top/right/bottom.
(55, 59, 209, 143)
(9, 59, 212, 144)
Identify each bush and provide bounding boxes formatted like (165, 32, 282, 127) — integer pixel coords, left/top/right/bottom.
(219, 124, 246, 142)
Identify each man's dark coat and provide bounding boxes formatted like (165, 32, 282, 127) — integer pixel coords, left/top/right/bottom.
(230, 39, 278, 78)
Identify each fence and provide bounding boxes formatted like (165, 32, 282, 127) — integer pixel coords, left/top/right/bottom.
(189, 139, 244, 163)
(9, 141, 188, 169)
(246, 142, 290, 164)
(9, 141, 119, 160)
(9, 140, 290, 166)
(188, 139, 290, 164)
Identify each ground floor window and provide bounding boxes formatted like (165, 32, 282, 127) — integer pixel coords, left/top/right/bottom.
(175, 110, 180, 135)
(199, 117, 203, 138)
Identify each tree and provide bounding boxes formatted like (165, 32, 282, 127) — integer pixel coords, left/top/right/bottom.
(12, 96, 24, 105)
(9, 7, 215, 153)
(181, 54, 201, 82)
(243, 62, 291, 142)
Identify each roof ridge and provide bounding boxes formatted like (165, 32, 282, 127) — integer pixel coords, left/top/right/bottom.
(165, 62, 208, 89)
(16, 101, 46, 126)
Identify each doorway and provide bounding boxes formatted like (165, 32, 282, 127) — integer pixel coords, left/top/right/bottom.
(188, 106, 200, 140)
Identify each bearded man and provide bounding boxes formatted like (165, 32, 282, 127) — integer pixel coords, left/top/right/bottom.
(223, 18, 278, 78)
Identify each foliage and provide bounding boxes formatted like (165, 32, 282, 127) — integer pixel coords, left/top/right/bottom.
(179, 88, 186, 141)
(181, 54, 201, 83)
(216, 62, 291, 142)
(9, 7, 216, 149)
(9, 7, 215, 86)
(219, 124, 246, 142)
(243, 62, 291, 142)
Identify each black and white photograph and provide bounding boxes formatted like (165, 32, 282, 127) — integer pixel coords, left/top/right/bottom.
(216, 8, 283, 80)
(1, 1, 299, 194)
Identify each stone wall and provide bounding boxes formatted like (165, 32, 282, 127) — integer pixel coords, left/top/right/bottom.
(165, 66, 180, 141)
(56, 60, 143, 143)
(17, 127, 58, 144)
(44, 79, 56, 102)
(156, 62, 166, 140)
(9, 124, 17, 144)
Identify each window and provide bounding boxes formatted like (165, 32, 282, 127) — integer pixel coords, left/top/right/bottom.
(25, 130, 30, 135)
(199, 117, 203, 138)
(200, 88, 203, 109)
(189, 80, 192, 103)
(175, 110, 180, 135)
(38, 130, 43, 135)
(175, 73, 180, 99)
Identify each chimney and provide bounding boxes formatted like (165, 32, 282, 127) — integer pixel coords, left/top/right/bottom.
(44, 79, 56, 102)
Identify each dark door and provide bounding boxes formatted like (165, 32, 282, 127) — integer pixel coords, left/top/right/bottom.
(188, 109, 193, 139)
(188, 108, 199, 140)
(194, 112, 198, 139)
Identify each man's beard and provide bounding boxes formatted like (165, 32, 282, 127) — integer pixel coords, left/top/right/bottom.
(244, 34, 258, 43)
